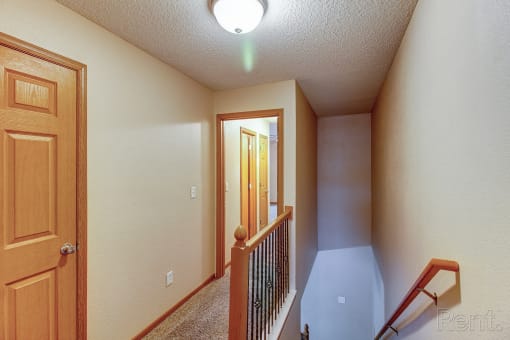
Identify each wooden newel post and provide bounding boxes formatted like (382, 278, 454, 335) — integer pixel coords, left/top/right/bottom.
(229, 225, 250, 340)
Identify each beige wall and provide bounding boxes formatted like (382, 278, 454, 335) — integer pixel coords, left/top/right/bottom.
(372, 0, 510, 338)
(0, 0, 215, 338)
(318, 114, 371, 250)
(224, 118, 271, 264)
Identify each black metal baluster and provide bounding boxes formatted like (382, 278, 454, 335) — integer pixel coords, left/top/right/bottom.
(280, 220, 286, 306)
(280, 222, 284, 308)
(280, 223, 283, 309)
(263, 238, 267, 339)
(282, 220, 285, 305)
(271, 230, 276, 326)
(251, 251, 255, 340)
(276, 227, 279, 315)
(258, 245, 262, 340)
(285, 220, 290, 294)
(259, 244, 263, 339)
(284, 219, 287, 295)
(255, 247, 258, 340)
(259, 244, 262, 339)
(274, 228, 278, 315)
(283, 220, 286, 300)
(267, 235, 271, 336)
(276, 225, 279, 312)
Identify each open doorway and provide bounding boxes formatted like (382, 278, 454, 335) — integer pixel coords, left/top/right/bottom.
(216, 109, 283, 278)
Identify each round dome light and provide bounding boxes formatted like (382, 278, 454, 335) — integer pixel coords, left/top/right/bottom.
(212, 0, 265, 34)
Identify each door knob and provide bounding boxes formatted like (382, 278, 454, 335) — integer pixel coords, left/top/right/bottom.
(60, 243, 77, 255)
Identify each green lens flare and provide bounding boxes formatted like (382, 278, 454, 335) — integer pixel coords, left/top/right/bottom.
(242, 40, 255, 72)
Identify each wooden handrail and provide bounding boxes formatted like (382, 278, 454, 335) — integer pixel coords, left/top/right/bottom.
(374, 258, 459, 340)
(244, 206, 292, 251)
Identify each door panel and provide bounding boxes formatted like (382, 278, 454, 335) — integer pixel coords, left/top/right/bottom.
(0, 43, 77, 339)
(6, 270, 56, 340)
(259, 135, 268, 228)
(6, 69, 57, 115)
(6, 132, 57, 244)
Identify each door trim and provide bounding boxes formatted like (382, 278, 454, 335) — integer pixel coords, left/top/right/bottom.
(216, 109, 283, 278)
(240, 127, 257, 239)
(0, 33, 88, 340)
(258, 133, 269, 229)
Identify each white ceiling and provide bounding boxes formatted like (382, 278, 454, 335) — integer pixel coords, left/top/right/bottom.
(57, 0, 418, 116)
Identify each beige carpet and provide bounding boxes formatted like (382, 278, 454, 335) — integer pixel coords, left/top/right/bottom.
(143, 270, 230, 340)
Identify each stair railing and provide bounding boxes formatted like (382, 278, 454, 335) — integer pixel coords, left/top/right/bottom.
(374, 258, 460, 339)
(229, 206, 293, 340)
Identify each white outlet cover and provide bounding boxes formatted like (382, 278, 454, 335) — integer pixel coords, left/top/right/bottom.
(166, 271, 174, 286)
(337, 296, 346, 304)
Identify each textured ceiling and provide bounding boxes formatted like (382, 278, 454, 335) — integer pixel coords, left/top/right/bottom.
(56, 0, 418, 116)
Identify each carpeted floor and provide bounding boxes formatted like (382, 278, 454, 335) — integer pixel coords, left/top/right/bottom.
(143, 270, 230, 340)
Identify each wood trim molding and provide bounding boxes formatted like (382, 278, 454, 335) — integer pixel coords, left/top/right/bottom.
(0, 32, 88, 340)
(258, 133, 269, 230)
(240, 127, 257, 136)
(76, 55, 88, 340)
(240, 127, 258, 239)
(216, 115, 226, 278)
(245, 206, 292, 251)
(132, 274, 216, 339)
(216, 109, 284, 279)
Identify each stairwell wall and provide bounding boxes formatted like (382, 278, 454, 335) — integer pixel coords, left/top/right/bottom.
(372, 0, 510, 338)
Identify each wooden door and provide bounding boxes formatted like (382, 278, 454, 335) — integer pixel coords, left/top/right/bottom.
(259, 134, 269, 228)
(240, 128, 257, 239)
(0, 38, 82, 339)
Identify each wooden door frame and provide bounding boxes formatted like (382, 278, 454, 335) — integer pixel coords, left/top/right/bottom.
(0, 33, 88, 339)
(239, 127, 257, 239)
(216, 109, 283, 278)
(258, 133, 269, 229)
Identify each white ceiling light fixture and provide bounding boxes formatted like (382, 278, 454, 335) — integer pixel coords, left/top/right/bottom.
(211, 0, 266, 35)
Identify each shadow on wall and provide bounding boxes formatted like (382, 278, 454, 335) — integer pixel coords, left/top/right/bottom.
(385, 271, 461, 339)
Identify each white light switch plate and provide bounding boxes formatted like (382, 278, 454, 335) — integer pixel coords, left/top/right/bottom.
(190, 185, 197, 199)
(337, 296, 346, 304)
